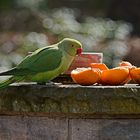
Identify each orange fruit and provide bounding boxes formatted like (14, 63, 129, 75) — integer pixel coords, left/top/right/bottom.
(119, 61, 134, 84)
(90, 63, 108, 84)
(71, 67, 100, 86)
(130, 67, 140, 84)
(101, 67, 129, 85)
(90, 63, 109, 71)
(119, 61, 133, 67)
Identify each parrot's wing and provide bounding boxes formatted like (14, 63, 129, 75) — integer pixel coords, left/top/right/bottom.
(0, 47, 63, 76)
(18, 47, 63, 72)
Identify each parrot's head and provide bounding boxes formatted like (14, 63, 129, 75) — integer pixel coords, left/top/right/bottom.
(59, 38, 82, 56)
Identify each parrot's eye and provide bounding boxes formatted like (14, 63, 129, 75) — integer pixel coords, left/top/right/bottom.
(71, 45, 74, 47)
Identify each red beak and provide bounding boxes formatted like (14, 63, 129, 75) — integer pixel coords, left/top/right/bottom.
(76, 48, 82, 55)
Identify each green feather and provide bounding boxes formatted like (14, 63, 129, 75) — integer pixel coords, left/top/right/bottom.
(17, 46, 63, 73)
(0, 76, 24, 89)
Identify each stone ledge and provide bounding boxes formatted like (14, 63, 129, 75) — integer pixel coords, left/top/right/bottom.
(0, 83, 140, 118)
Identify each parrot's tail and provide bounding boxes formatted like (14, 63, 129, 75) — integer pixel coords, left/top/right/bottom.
(0, 76, 24, 89)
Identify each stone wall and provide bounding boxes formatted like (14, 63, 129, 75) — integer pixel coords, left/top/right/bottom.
(0, 116, 140, 140)
(0, 83, 140, 139)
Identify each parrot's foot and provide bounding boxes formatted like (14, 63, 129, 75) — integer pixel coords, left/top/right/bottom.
(37, 82, 46, 85)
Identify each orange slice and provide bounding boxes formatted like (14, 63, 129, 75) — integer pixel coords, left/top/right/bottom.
(90, 63, 108, 84)
(130, 67, 140, 84)
(90, 63, 108, 71)
(119, 61, 136, 84)
(71, 67, 100, 86)
(101, 67, 129, 85)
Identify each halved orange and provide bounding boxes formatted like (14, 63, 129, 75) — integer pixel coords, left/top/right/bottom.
(90, 63, 108, 84)
(119, 61, 134, 84)
(130, 67, 140, 84)
(101, 67, 129, 85)
(90, 63, 109, 71)
(71, 67, 100, 86)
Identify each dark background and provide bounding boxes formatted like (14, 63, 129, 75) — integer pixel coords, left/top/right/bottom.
(0, 0, 140, 70)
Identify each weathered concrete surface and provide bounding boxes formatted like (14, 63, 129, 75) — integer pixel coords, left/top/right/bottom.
(70, 119, 140, 140)
(0, 116, 68, 140)
(0, 83, 140, 116)
(0, 116, 140, 140)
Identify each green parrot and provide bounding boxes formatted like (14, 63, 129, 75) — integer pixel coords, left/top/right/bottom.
(0, 38, 82, 89)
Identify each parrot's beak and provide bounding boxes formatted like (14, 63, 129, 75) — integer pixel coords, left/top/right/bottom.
(76, 48, 82, 55)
